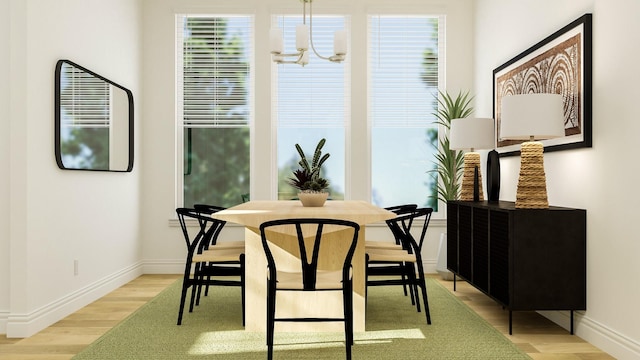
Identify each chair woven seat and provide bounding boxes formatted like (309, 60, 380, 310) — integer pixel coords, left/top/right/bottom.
(193, 248, 244, 263)
(365, 248, 417, 263)
(274, 269, 346, 290)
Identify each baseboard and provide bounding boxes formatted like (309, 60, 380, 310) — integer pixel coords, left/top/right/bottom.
(0, 310, 8, 335)
(541, 311, 640, 359)
(142, 259, 184, 274)
(4, 262, 143, 338)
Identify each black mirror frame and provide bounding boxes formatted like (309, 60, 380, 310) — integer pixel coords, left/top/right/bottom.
(54, 59, 134, 172)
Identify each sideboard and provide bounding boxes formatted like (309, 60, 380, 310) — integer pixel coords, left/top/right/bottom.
(446, 200, 586, 334)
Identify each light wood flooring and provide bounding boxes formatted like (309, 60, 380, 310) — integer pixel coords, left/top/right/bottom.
(0, 274, 615, 359)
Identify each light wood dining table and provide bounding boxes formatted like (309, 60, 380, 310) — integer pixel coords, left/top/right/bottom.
(211, 200, 395, 332)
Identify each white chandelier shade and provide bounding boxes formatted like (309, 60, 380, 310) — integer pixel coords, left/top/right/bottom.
(270, 0, 347, 66)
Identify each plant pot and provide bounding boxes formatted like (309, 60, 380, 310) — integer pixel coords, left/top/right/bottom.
(436, 232, 454, 280)
(298, 192, 328, 207)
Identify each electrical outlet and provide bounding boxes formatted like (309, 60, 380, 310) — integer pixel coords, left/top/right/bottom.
(74, 260, 79, 276)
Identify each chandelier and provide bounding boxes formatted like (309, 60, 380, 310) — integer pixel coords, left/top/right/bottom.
(269, 0, 347, 66)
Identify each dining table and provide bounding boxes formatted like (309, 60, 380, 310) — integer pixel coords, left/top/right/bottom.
(211, 200, 395, 332)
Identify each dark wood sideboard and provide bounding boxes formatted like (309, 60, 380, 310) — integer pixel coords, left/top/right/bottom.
(446, 200, 586, 334)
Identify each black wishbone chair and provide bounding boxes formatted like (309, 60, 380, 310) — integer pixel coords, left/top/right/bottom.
(364, 204, 418, 250)
(175, 207, 245, 326)
(366, 207, 433, 324)
(259, 218, 360, 360)
(365, 204, 418, 302)
(191, 204, 245, 302)
(193, 204, 245, 250)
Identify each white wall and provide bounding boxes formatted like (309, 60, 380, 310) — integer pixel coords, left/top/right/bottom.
(0, 0, 11, 331)
(2, 0, 143, 337)
(474, 0, 640, 358)
(140, 0, 474, 274)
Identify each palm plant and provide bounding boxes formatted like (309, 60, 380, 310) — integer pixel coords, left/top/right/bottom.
(431, 90, 474, 203)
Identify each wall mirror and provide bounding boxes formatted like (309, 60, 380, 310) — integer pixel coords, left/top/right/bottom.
(55, 59, 134, 172)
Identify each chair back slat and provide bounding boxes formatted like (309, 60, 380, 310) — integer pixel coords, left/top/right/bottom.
(388, 207, 434, 255)
(176, 208, 209, 254)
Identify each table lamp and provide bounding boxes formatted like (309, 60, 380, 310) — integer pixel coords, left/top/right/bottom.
(500, 93, 565, 209)
(450, 117, 495, 201)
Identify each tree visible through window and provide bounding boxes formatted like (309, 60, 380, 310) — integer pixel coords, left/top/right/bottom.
(178, 16, 252, 208)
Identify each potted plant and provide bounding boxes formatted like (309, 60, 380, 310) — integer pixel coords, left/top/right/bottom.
(431, 90, 473, 204)
(432, 90, 473, 280)
(289, 138, 330, 207)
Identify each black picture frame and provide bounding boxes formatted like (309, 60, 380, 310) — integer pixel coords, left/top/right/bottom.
(493, 14, 592, 156)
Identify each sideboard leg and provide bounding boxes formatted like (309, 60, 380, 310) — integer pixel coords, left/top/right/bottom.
(570, 310, 574, 335)
(453, 274, 457, 291)
(509, 310, 513, 335)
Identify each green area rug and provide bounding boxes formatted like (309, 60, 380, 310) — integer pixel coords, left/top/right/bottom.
(73, 278, 529, 359)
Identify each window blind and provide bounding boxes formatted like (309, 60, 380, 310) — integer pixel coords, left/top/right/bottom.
(177, 15, 253, 128)
(369, 15, 441, 128)
(59, 65, 110, 128)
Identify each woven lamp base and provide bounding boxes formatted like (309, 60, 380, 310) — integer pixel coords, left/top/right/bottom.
(515, 141, 549, 209)
(460, 152, 483, 201)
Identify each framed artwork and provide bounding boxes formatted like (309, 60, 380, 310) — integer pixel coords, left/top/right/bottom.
(493, 14, 592, 156)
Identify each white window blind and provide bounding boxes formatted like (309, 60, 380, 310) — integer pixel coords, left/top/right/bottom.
(60, 65, 110, 128)
(178, 15, 253, 128)
(368, 15, 442, 208)
(369, 15, 441, 128)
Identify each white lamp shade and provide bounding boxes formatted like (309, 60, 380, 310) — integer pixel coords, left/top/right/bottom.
(270, 28, 283, 54)
(500, 94, 565, 140)
(296, 24, 309, 51)
(333, 30, 347, 55)
(450, 117, 495, 150)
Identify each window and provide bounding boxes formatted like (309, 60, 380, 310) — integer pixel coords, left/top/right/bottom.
(176, 15, 253, 208)
(273, 15, 349, 200)
(369, 16, 441, 209)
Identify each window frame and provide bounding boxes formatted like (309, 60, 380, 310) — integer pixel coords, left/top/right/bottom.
(175, 14, 255, 208)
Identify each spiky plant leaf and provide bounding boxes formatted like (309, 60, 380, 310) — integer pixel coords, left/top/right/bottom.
(290, 138, 330, 192)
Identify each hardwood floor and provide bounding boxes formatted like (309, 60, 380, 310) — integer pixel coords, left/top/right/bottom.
(437, 277, 615, 360)
(0, 274, 615, 359)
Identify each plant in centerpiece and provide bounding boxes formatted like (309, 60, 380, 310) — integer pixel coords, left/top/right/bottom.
(289, 138, 330, 207)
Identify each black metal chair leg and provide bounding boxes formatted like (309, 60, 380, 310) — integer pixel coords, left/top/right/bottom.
(177, 258, 193, 325)
(266, 280, 276, 360)
(418, 275, 431, 324)
(405, 263, 417, 306)
(188, 264, 201, 312)
(240, 254, 246, 326)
